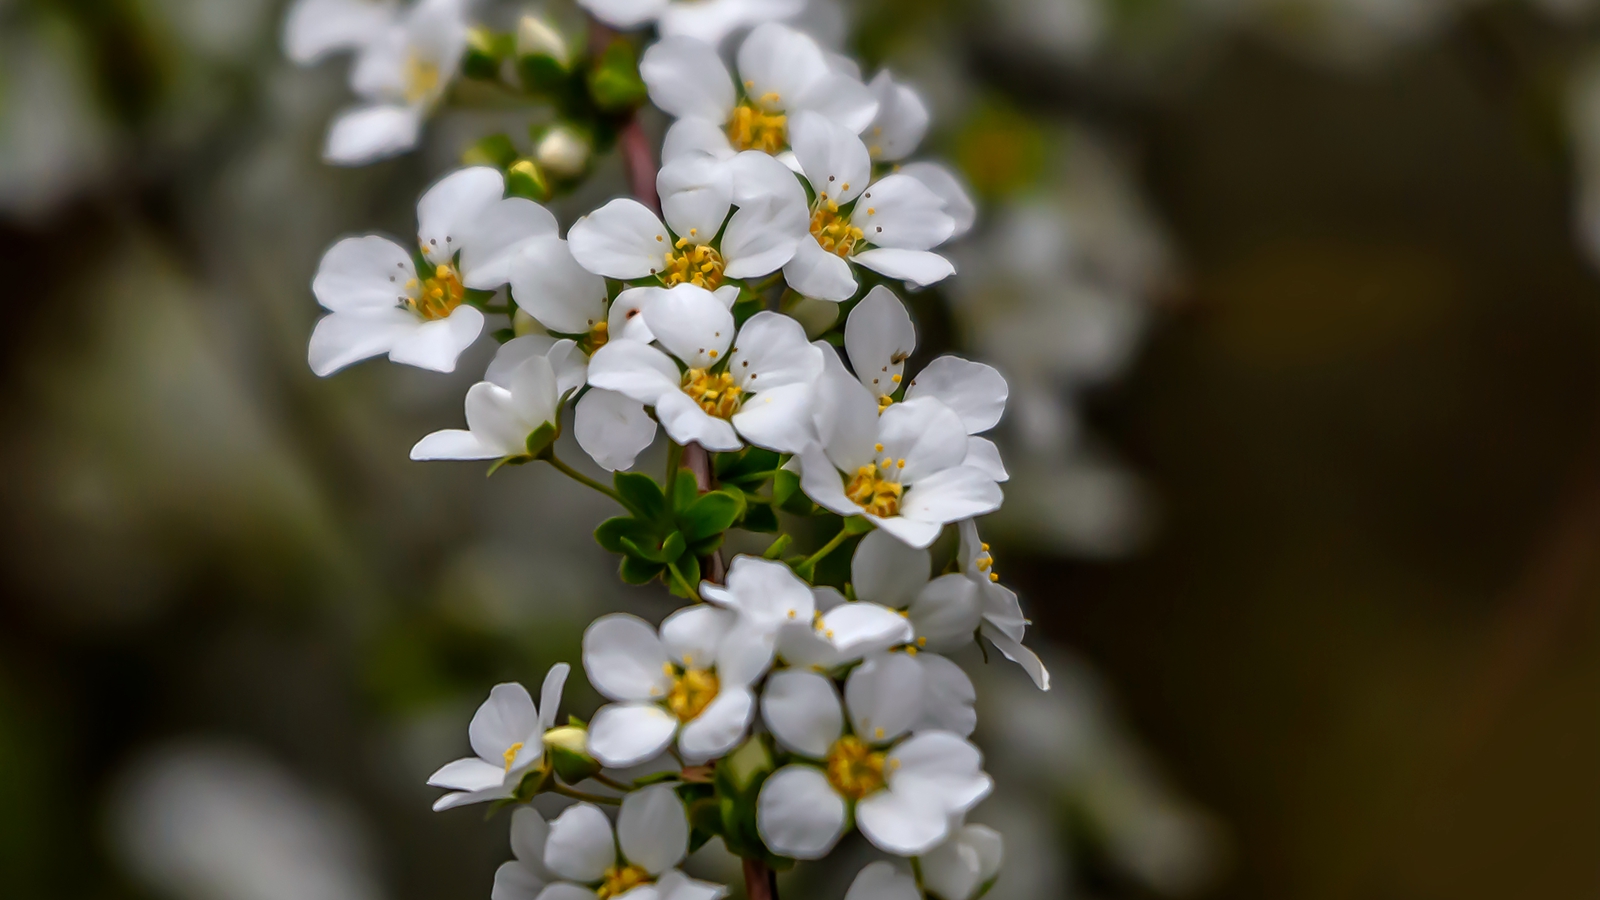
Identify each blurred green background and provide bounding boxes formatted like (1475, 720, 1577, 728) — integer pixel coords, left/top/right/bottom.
(0, 0, 1596, 898)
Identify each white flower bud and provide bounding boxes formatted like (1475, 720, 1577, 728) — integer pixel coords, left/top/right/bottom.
(919, 825, 1005, 900)
(535, 125, 591, 179)
(516, 14, 569, 66)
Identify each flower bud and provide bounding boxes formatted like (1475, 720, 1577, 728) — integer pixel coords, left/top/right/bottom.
(543, 725, 601, 784)
(506, 158, 552, 202)
(516, 15, 570, 67)
(534, 125, 591, 179)
(512, 308, 540, 337)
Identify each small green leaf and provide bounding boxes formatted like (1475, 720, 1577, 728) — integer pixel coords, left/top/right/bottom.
(614, 471, 668, 522)
(462, 28, 506, 80)
(517, 54, 568, 93)
(678, 490, 742, 542)
(717, 447, 780, 483)
(741, 502, 779, 533)
(660, 530, 686, 562)
(666, 555, 701, 598)
(685, 534, 724, 558)
(619, 555, 664, 585)
(594, 516, 657, 554)
(587, 39, 648, 112)
(670, 468, 700, 513)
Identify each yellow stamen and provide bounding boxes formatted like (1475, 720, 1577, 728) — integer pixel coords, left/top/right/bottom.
(682, 368, 743, 418)
(666, 668, 720, 722)
(403, 54, 441, 105)
(825, 735, 887, 800)
(502, 741, 524, 772)
(597, 865, 652, 900)
(660, 241, 725, 289)
(407, 263, 465, 320)
(809, 199, 864, 257)
(726, 102, 788, 153)
(846, 465, 903, 517)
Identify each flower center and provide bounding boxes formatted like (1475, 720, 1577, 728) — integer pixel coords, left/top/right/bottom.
(726, 99, 787, 153)
(501, 741, 524, 772)
(661, 238, 725, 289)
(682, 369, 742, 419)
(408, 264, 465, 320)
(810, 200, 864, 257)
(403, 54, 441, 105)
(825, 735, 887, 800)
(597, 864, 652, 900)
(585, 320, 609, 353)
(846, 455, 905, 517)
(666, 667, 720, 722)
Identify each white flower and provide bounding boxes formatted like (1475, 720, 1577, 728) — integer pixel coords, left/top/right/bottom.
(640, 23, 877, 165)
(410, 336, 586, 461)
(581, 0, 806, 48)
(958, 519, 1049, 689)
(756, 659, 992, 858)
(773, 584, 915, 672)
(842, 861, 921, 900)
(569, 151, 810, 291)
(861, 70, 928, 163)
(698, 554, 819, 635)
(283, 0, 397, 65)
(841, 286, 1009, 482)
(798, 345, 1002, 548)
(586, 285, 823, 453)
(502, 786, 727, 900)
(583, 608, 776, 767)
(317, 0, 473, 165)
(918, 824, 1004, 900)
(309, 167, 554, 375)
(425, 664, 569, 811)
(782, 111, 957, 301)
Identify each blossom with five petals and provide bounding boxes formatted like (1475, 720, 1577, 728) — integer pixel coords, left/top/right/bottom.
(425, 664, 569, 811)
(309, 167, 552, 375)
(918, 824, 1005, 900)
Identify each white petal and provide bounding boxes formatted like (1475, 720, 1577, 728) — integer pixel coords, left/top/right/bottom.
(855, 788, 949, 856)
(660, 604, 736, 668)
(543, 803, 617, 882)
(812, 343, 879, 471)
(538, 663, 570, 733)
(898, 467, 1003, 527)
(960, 436, 1008, 483)
(761, 669, 843, 758)
(640, 36, 736, 122)
(793, 71, 879, 134)
(855, 174, 953, 251)
(897, 162, 975, 238)
(313, 235, 416, 313)
(432, 784, 512, 811)
(492, 860, 545, 900)
(918, 824, 1003, 900)
(653, 870, 729, 900)
(461, 198, 560, 289)
(608, 286, 659, 343)
(469, 682, 539, 765)
(775, 622, 845, 670)
(980, 621, 1050, 690)
(886, 731, 991, 814)
(386, 305, 485, 372)
(843, 861, 920, 900)
(427, 756, 504, 792)
(908, 574, 983, 650)
(904, 357, 1006, 433)
(308, 308, 417, 376)
(641, 283, 734, 369)
(568, 199, 672, 280)
(485, 335, 556, 387)
(713, 284, 742, 308)
(418, 167, 507, 265)
(713, 622, 779, 686)
(912, 654, 976, 737)
(782, 236, 857, 301)
(852, 248, 954, 288)
(851, 528, 929, 608)
(718, 556, 816, 632)
(323, 103, 422, 165)
(578, 0, 670, 27)
(617, 783, 689, 875)
(548, 339, 591, 399)
(677, 686, 755, 762)
(863, 71, 929, 161)
(737, 23, 829, 113)
(410, 429, 497, 461)
(844, 285, 915, 398)
(284, 0, 397, 64)
(662, 118, 737, 164)
(789, 110, 871, 203)
(720, 197, 808, 279)
(728, 149, 810, 207)
(822, 602, 913, 658)
(878, 397, 968, 484)
(507, 237, 608, 334)
(658, 0, 804, 47)
(868, 514, 943, 550)
(731, 382, 816, 454)
(583, 613, 672, 701)
(654, 392, 743, 451)
(588, 703, 679, 768)
(755, 764, 847, 860)
(475, 370, 553, 451)
(510, 806, 554, 875)
(731, 311, 822, 388)
(576, 389, 657, 471)
(588, 339, 682, 406)
(534, 885, 599, 900)
(844, 652, 922, 744)
(659, 154, 733, 244)
(798, 444, 858, 518)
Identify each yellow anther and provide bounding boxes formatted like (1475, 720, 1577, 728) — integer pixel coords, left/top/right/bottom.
(708, 349, 719, 359)
(663, 662, 675, 675)
(656, 234, 664, 242)
(660, 241, 725, 289)
(689, 228, 698, 236)
(874, 726, 885, 739)
(809, 199, 864, 257)
(402, 53, 441, 104)
(726, 101, 787, 153)
(787, 609, 796, 619)
(916, 636, 926, 647)
(846, 465, 903, 517)
(874, 442, 884, 452)
(896, 459, 906, 469)
(891, 373, 901, 383)
(989, 573, 999, 582)
(666, 668, 720, 722)
(586, 319, 609, 352)
(905, 645, 918, 655)
(597, 865, 652, 900)
(682, 368, 743, 418)
(841, 183, 850, 191)
(867, 207, 876, 215)
(406, 262, 465, 320)
(502, 741, 524, 772)
(878, 394, 894, 411)
(825, 735, 886, 800)
(981, 542, 990, 551)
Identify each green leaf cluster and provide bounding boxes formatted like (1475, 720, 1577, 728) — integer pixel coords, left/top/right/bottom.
(595, 470, 745, 597)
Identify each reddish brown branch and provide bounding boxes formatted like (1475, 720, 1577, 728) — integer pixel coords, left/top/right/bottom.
(742, 858, 778, 900)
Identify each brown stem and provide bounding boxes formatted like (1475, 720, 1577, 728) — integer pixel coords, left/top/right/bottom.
(742, 858, 778, 900)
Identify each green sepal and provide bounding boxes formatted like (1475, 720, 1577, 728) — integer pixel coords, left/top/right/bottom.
(463, 133, 519, 169)
(716, 447, 781, 485)
(614, 471, 668, 522)
(462, 28, 510, 80)
(587, 39, 647, 112)
(842, 514, 875, 536)
(774, 469, 815, 515)
(517, 54, 569, 93)
(506, 159, 552, 202)
(525, 421, 558, 460)
(491, 327, 515, 344)
(679, 490, 742, 542)
(619, 555, 664, 585)
(741, 502, 779, 533)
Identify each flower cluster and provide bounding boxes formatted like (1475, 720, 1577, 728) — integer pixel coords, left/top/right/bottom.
(288, 1, 1043, 897)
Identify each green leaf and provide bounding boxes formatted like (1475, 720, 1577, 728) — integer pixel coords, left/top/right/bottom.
(587, 39, 647, 112)
(774, 469, 816, 515)
(678, 490, 742, 542)
(670, 468, 700, 513)
(594, 516, 657, 554)
(619, 555, 664, 585)
(614, 471, 668, 522)
(462, 28, 506, 80)
(666, 555, 701, 598)
(660, 530, 686, 562)
(462, 133, 518, 169)
(717, 447, 780, 483)
(685, 534, 724, 558)
(741, 502, 779, 533)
